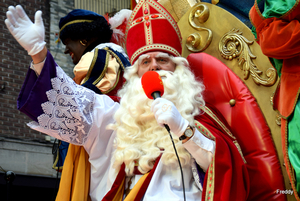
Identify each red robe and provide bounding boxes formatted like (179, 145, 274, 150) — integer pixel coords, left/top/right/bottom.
(198, 104, 249, 200)
(103, 103, 250, 201)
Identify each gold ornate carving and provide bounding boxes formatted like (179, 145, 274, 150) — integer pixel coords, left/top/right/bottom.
(219, 28, 277, 86)
(276, 113, 282, 126)
(211, 0, 219, 4)
(186, 4, 212, 52)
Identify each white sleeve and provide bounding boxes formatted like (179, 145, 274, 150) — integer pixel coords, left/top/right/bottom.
(27, 65, 119, 153)
(183, 128, 215, 171)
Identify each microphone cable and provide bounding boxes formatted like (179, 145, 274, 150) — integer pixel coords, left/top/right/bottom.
(141, 71, 186, 200)
(164, 124, 186, 201)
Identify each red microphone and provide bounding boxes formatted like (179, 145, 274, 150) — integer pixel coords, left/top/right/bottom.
(142, 71, 170, 132)
(142, 71, 185, 201)
(141, 71, 164, 100)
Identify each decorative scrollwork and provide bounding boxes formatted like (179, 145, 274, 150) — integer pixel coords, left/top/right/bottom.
(219, 28, 277, 86)
(276, 113, 282, 126)
(186, 4, 212, 52)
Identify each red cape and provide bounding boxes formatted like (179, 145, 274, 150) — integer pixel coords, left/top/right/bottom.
(197, 103, 250, 200)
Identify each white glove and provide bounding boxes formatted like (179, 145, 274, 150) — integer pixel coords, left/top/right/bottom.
(5, 5, 46, 55)
(151, 98, 189, 137)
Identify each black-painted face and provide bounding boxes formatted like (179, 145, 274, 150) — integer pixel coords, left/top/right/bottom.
(63, 38, 87, 65)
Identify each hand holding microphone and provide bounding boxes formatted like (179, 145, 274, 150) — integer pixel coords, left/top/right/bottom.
(151, 98, 189, 137)
(141, 71, 189, 137)
(5, 5, 46, 56)
(142, 71, 187, 201)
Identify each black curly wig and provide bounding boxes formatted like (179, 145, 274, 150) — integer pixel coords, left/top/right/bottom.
(59, 17, 113, 45)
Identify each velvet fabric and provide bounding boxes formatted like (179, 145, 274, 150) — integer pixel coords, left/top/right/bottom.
(250, 0, 300, 118)
(59, 9, 104, 30)
(18, 51, 57, 119)
(196, 105, 250, 200)
(250, 1, 300, 199)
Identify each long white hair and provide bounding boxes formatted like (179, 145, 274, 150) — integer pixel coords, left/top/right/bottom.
(108, 56, 205, 175)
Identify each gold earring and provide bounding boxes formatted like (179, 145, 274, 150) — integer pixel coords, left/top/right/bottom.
(80, 40, 87, 46)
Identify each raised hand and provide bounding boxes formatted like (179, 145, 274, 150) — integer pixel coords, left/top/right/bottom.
(151, 98, 189, 137)
(5, 5, 46, 56)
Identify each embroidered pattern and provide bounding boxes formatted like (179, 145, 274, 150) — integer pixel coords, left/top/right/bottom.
(205, 157, 215, 201)
(233, 141, 247, 164)
(131, 44, 181, 64)
(194, 120, 215, 141)
(204, 107, 235, 139)
(197, 110, 247, 164)
(37, 66, 95, 145)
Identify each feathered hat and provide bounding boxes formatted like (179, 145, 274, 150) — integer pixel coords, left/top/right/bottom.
(125, 0, 182, 64)
(58, 9, 132, 48)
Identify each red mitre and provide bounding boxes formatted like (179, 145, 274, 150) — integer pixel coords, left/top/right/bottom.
(125, 0, 182, 64)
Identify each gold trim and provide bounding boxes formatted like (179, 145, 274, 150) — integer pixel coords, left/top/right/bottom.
(202, 107, 246, 164)
(233, 141, 247, 164)
(204, 106, 235, 139)
(102, 70, 122, 95)
(82, 48, 100, 84)
(285, 88, 300, 119)
(59, 19, 93, 35)
(128, 14, 165, 30)
(275, 112, 282, 126)
(106, 47, 126, 70)
(211, 0, 219, 4)
(278, 87, 300, 120)
(125, 0, 144, 37)
(52, 147, 63, 171)
(194, 120, 216, 141)
(93, 47, 125, 94)
(92, 51, 110, 85)
(253, 0, 300, 22)
(186, 4, 212, 52)
(284, 120, 300, 200)
(144, 3, 153, 45)
(273, 74, 300, 119)
(254, 0, 265, 20)
(219, 28, 277, 86)
(205, 155, 215, 200)
(148, 0, 181, 42)
(280, 0, 299, 19)
(130, 44, 181, 64)
(125, 0, 182, 46)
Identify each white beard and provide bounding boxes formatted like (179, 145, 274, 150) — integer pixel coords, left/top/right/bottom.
(108, 58, 205, 175)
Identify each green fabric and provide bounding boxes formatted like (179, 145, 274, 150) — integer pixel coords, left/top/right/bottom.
(269, 58, 283, 77)
(288, 99, 300, 193)
(262, 0, 296, 18)
(251, 26, 258, 39)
